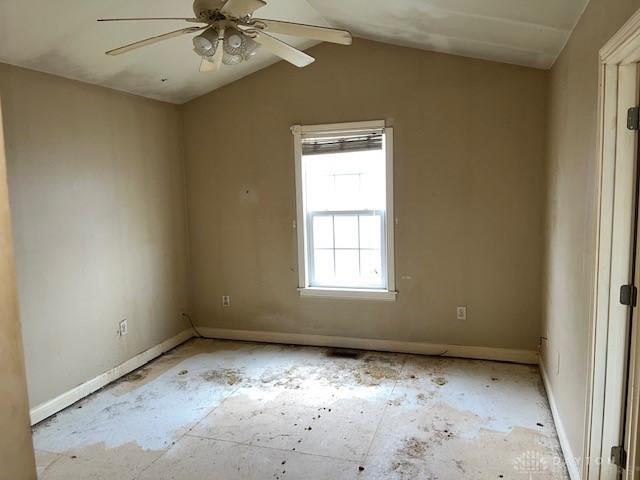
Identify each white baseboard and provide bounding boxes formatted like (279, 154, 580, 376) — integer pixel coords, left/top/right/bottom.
(196, 327, 539, 364)
(29, 327, 538, 426)
(539, 358, 581, 480)
(30, 328, 195, 425)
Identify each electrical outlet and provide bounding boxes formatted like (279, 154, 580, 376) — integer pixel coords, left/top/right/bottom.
(222, 295, 231, 307)
(119, 319, 128, 336)
(456, 306, 467, 320)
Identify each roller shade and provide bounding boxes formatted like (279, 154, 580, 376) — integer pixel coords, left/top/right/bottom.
(302, 132, 383, 155)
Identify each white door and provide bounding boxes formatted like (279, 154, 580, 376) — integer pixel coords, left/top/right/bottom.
(599, 63, 640, 480)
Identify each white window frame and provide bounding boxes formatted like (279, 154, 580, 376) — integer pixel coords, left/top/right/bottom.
(291, 120, 396, 301)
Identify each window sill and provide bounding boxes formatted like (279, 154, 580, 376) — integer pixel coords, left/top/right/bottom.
(298, 287, 397, 301)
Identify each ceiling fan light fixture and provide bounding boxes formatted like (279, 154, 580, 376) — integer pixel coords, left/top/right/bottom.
(223, 28, 246, 56)
(192, 28, 219, 56)
(222, 51, 243, 65)
(227, 33, 243, 49)
(243, 37, 260, 59)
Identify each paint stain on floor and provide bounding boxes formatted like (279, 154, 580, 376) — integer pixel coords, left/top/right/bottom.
(33, 338, 569, 480)
(199, 368, 243, 385)
(119, 368, 151, 384)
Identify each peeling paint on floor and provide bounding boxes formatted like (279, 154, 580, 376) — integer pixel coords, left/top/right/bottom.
(33, 338, 568, 479)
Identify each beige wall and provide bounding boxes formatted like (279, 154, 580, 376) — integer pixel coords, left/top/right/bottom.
(543, 0, 640, 463)
(0, 64, 191, 408)
(0, 97, 36, 478)
(183, 39, 548, 351)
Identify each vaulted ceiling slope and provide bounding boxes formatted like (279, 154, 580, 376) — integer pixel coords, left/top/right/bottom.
(0, 0, 589, 104)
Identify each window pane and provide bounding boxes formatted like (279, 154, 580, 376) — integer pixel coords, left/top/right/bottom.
(335, 249, 359, 286)
(334, 174, 360, 208)
(312, 216, 333, 248)
(360, 249, 383, 286)
(313, 249, 334, 285)
(359, 215, 381, 249)
(303, 149, 386, 212)
(334, 216, 358, 248)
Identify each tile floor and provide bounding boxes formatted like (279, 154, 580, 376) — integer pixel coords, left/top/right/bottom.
(33, 338, 568, 479)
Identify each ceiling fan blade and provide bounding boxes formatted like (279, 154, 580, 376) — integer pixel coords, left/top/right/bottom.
(200, 58, 216, 72)
(209, 30, 225, 71)
(199, 27, 224, 73)
(252, 19, 352, 45)
(98, 18, 203, 23)
(252, 31, 314, 67)
(221, 0, 266, 18)
(105, 26, 206, 56)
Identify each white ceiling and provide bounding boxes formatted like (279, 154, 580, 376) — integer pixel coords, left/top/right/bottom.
(0, 0, 589, 104)
(310, 0, 590, 70)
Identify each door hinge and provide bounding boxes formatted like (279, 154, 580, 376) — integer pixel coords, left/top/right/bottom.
(628, 106, 640, 130)
(620, 284, 637, 306)
(611, 445, 627, 469)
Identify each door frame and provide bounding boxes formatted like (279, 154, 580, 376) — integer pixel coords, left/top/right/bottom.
(589, 8, 640, 479)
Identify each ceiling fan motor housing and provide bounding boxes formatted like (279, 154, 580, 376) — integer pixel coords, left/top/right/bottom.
(193, 0, 228, 20)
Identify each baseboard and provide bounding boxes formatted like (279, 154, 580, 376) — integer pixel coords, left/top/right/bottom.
(28, 327, 538, 426)
(29, 328, 195, 425)
(539, 358, 581, 480)
(196, 327, 539, 364)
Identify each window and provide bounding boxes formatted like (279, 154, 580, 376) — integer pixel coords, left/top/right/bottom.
(292, 120, 396, 301)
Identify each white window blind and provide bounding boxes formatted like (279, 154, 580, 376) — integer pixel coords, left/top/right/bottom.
(301, 132, 383, 156)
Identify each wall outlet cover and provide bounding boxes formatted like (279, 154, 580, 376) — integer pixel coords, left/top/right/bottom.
(222, 296, 231, 307)
(456, 306, 467, 320)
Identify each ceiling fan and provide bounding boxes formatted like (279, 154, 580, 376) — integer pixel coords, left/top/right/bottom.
(98, 0, 353, 72)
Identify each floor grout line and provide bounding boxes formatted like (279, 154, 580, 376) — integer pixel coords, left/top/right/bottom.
(133, 382, 245, 480)
(360, 353, 407, 465)
(135, 348, 407, 476)
(183, 433, 362, 464)
(38, 453, 65, 479)
(134, 349, 286, 480)
(132, 351, 286, 480)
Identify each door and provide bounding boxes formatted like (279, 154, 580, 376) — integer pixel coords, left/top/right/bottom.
(600, 63, 640, 480)
(624, 149, 640, 479)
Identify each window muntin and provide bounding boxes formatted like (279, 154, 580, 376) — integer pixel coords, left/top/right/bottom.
(308, 211, 385, 288)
